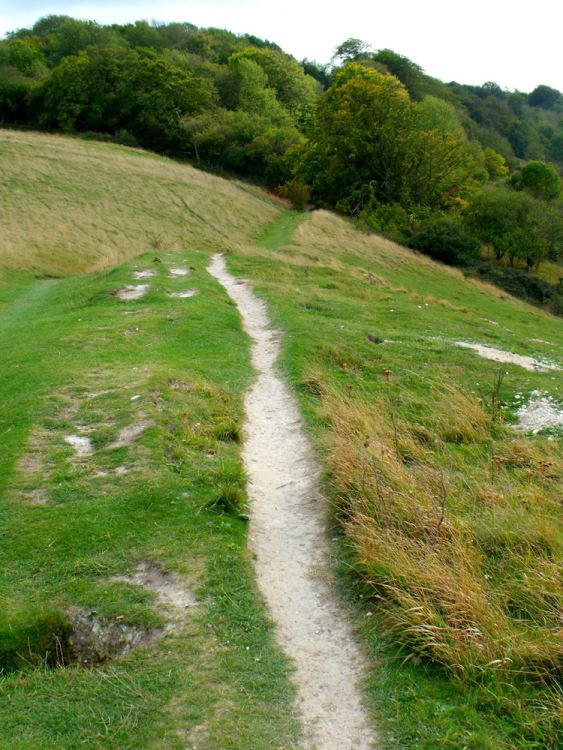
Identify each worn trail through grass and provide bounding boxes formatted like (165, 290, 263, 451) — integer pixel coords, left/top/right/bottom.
(208, 254, 376, 750)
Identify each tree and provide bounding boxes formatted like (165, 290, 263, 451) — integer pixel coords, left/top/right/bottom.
(121, 21, 164, 49)
(409, 219, 481, 266)
(415, 95, 464, 136)
(529, 84, 562, 109)
(45, 18, 124, 65)
(332, 38, 371, 63)
(300, 64, 474, 210)
(186, 108, 301, 183)
(31, 48, 217, 153)
(229, 48, 317, 116)
(229, 56, 289, 123)
(300, 59, 329, 89)
(481, 81, 505, 99)
(511, 160, 561, 201)
(0, 38, 44, 75)
(483, 147, 509, 179)
(300, 64, 413, 206)
(372, 49, 426, 100)
(466, 187, 552, 269)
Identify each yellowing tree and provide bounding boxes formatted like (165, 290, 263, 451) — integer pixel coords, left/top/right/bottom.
(300, 64, 475, 210)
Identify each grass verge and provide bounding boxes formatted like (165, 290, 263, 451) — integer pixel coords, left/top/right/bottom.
(0, 250, 299, 749)
(230, 209, 563, 749)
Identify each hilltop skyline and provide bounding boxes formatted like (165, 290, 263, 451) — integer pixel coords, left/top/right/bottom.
(0, 0, 561, 93)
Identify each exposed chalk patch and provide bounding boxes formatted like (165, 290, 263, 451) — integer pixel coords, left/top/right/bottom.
(107, 420, 154, 449)
(455, 341, 559, 372)
(132, 270, 156, 279)
(167, 289, 198, 299)
(169, 267, 188, 277)
(114, 561, 197, 613)
(516, 392, 563, 433)
(65, 434, 94, 457)
(95, 465, 129, 478)
(114, 284, 149, 301)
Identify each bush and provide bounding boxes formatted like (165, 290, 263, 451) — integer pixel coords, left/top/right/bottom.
(467, 262, 563, 314)
(408, 218, 481, 266)
(278, 179, 310, 210)
(0, 81, 29, 124)
(356, 202, 411, 243)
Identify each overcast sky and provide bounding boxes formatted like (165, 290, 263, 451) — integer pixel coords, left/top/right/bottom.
(0, 0, 561, 93)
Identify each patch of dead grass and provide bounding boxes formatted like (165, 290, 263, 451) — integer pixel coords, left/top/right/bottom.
(322, 385, 562, 680)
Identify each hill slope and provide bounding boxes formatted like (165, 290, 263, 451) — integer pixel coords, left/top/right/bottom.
(0, 130, 281, 275)
(0, 131, 561, 750)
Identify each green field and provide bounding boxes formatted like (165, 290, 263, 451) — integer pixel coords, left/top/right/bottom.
(1, 130, 561, 749)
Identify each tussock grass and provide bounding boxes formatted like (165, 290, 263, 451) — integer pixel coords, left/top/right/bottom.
(323, 388, 561, 681)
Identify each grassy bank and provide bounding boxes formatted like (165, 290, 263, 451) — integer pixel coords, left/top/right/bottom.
(0, 252, 301, 749)
(0, 130, 300, 749)
(0, 129, 281, 276)
(1, 130, 561, 749)
(230, 209, 562, 749)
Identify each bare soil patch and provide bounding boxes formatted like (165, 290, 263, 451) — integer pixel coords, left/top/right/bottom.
(455, 341, 559, 372)
(65, 607, 159, 666)
(64, 434, 94, 457)
(114, 561, 197, 616)
(21, 488, 49, 506)
(167, 289, 198, 299)
(107, 420, 154, 449)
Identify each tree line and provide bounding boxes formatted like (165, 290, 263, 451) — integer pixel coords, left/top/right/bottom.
(0, 18, 562, 309)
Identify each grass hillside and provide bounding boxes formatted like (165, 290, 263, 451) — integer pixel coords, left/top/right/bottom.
(0, 130, 281, 276)
(234, 211, 562, 748)
(1, 130, 561, 749)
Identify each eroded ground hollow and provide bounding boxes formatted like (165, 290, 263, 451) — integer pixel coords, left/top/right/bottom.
(0, 608, 158, 672)
(1, 561, 194, 672)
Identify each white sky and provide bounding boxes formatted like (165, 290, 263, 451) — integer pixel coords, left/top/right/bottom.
(0, 0, 561, 93)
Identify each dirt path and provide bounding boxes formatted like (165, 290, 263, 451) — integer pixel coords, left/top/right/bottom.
(208, 254, 376, 750)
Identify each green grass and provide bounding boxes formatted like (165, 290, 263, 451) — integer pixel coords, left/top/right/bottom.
(228, 209, 563, 749)
(256, 211, 308, 250)
(1, 131, 561, 749)
(0, 250, 299, 749)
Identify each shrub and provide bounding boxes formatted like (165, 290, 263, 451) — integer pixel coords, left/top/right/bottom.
(278, 179, 310, 210)
(356, 202, 411, 243)
(409, 218, 480, 266)
(0, 81, 29, 124)
(467, 262, 563, 314)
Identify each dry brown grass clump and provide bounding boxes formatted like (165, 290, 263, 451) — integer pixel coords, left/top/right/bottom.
(323, 386, 562, 680)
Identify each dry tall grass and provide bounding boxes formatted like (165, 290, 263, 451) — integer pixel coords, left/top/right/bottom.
(284, 210, 535, 311)
(0, 130, 281, 276)
(323, 385, 562, 681)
